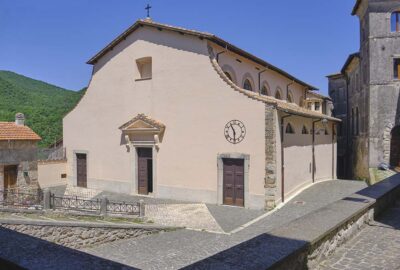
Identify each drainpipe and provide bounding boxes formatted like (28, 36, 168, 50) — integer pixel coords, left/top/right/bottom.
(312, 118, 328, 182)
(344, 74, 350, 179)
(280, 113, 293, 203)
(258, 69, 267, 94)
(216, 45, 228, 62)
(332, 122, 336, 179)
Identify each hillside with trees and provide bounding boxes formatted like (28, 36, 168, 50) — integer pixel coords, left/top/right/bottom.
(0, 70, 85, 147)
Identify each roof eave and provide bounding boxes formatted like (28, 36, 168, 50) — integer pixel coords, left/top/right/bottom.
(352, 0, 362, 16)
(208, 36, 318, 90)
(86, 20, 318, 90)
(340, 52, 360, 74)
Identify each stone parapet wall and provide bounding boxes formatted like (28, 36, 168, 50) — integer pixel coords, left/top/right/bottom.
(269, 174, 400, 269)
(0, 220, 167, 249)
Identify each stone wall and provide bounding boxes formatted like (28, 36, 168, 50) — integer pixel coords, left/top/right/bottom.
(264, 104, 277, 210)
(269, 173, 400, 270)
(0, 221, 165, 249)
(0, 140, 39, 191)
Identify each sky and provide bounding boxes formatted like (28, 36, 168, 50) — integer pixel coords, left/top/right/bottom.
(0, 0, 359, 95)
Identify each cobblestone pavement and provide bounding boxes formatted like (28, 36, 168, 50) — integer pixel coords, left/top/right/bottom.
(85, 180, 367, 270)
(317, 206, 400, 270)
(145, 203, 224, 233)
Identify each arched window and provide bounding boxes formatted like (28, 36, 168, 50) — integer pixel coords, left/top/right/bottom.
(285, 123, 295, 134)
(224, 72, 233, 82)
(221, 65, 237, 84)
(287, 92, 294, 103)
(391, 12, 400, 32)
(243, 79, 253, 91)
(302, 125, 309, 134)
(261, 83, 270, 96)
(275, 89, 282, 100)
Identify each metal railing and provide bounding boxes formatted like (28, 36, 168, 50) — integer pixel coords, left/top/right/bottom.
(106, 200, 140, 215)
(50, 194, 101, 213)
(0, 188, 144, 217)
(45, 191, 144, 216)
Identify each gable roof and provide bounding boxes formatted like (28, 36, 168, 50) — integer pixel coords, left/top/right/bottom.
(0, 122, 41, 141)
(352, 0, 363, 15)
(87, 19, 318, 91)
(341, 52, 360, 74)
(119, 113, 165, 132)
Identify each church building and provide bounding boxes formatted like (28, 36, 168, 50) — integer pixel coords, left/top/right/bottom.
(63, 18, 338, 209)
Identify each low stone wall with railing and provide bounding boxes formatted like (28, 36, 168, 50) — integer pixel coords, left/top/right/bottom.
(0, 189, 145, 217)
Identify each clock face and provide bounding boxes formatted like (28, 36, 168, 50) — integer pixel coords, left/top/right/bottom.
(224, 120, 246, 144)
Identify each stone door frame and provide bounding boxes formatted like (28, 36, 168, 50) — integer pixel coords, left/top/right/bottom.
(130, 141, 158, 197)
(217, 153, 250, 208)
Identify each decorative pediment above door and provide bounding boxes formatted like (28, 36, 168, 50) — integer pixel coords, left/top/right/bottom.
(119, 114, 165, 148)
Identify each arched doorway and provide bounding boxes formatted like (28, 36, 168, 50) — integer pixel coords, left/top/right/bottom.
(390, 126, 400, 167)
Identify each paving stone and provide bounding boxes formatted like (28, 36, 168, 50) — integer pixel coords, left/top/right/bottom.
(84, 180, 366, 270)
(316, 206, 400, 269)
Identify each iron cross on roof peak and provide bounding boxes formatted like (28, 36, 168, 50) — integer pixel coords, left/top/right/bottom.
(145, 4, 152, 18)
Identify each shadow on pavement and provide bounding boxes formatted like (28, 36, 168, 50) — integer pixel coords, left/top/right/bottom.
(0, 227, 137, 270)
(181, 232, 308, 270)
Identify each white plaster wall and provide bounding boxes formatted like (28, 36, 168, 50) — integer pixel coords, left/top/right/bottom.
(315, 122, 337, 181)
(38, 161, 67, 188)
(276, 113, 337, 202)
(211, 43, 306, 105)
(64, 26, 266, 207)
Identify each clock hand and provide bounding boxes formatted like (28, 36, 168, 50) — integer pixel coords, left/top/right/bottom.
(230, 124, 236, 140)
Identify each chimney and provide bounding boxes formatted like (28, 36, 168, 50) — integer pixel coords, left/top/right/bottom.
(15, 113, 25, 126)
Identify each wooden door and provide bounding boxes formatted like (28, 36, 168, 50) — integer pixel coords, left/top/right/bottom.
(223, 159, 244, 207)
(137, 148, 152, 195)
(4, 165, 18, 190)
(76, 154, 87, 188)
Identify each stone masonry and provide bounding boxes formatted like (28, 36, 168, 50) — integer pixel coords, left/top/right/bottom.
(264, 104, 277, 210)
(0, 140, 39, 191)
(0, 221, 163, 249)
(328, 0, 400, 180)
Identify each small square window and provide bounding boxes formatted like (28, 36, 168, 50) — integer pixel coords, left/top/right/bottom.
(136, 57, 152, 80)
(394, 58, 400, 79)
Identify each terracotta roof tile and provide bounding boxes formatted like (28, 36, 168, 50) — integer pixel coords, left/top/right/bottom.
(0, 122, 41, 141)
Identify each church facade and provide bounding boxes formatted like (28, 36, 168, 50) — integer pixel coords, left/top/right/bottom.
(328, 0, 400, 180)
(63, 19, 338, 210)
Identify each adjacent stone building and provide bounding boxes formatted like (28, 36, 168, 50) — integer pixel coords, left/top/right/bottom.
(328, 0, 400, 180)
(63, 18, 338, 210)
(0, 113, 41, 191)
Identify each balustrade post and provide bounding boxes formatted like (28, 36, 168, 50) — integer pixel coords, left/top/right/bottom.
(100, 197, 108, 216)
(139, 199, 145, 217)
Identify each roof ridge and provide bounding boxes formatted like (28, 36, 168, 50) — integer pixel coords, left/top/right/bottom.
(86, 19, 318, 90)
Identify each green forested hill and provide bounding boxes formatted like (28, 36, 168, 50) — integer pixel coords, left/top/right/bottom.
(0, 70, 85, 147)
